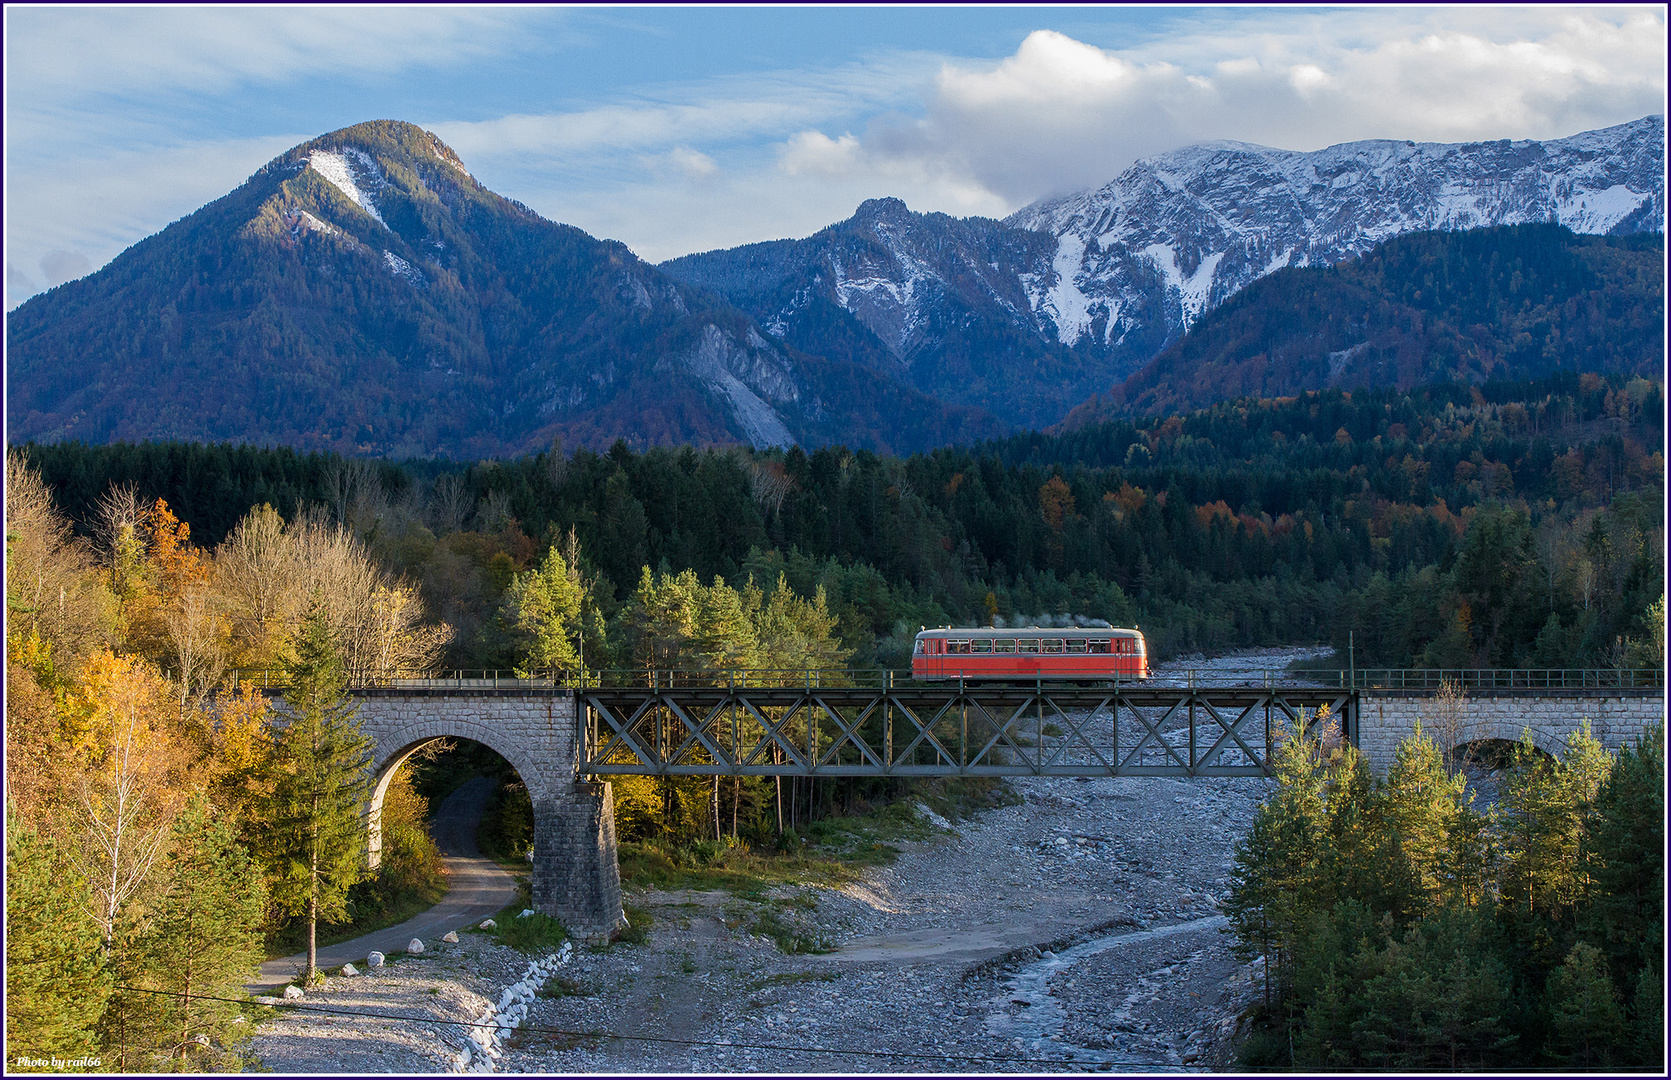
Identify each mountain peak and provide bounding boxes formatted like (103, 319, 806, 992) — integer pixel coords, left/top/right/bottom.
(853, 196, 912, 224)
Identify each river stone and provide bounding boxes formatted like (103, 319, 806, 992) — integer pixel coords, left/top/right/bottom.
(340, 963, 358, 977)
(282, 985, 304, 1000)
(479, 919, 496, 929)
(443, 931, 460, 943)
(407, 938, 425, 954)
(367, 951, 385, 967)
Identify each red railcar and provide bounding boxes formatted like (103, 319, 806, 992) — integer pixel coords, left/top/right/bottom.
(911, 627, 1147, 681)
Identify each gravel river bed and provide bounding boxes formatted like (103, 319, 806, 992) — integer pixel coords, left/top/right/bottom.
(248, 647, 1325, 1073)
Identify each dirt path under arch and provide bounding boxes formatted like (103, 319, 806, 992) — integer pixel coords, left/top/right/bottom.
(250, 775, 518, 990)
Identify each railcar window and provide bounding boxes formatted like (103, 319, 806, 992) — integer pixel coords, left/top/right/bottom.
(995, 639, 1015, 652)
(949, 640, 971, 653)
(972, 640, 992, 653)
(1067, 640, 1088, 653)
(1043, 639, 1065, 653)
(1089, 640, 1111, 654)
(914, 638, 925, 655)
(1018, 639, 1039, 654)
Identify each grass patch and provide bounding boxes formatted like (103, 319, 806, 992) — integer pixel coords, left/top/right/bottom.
(494, 911, 570, 953)
(536, 975, 594, 999)
(749, 906, 833, 954)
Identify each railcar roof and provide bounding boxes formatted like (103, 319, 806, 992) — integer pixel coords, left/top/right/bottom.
(915, 627, 1140, 638)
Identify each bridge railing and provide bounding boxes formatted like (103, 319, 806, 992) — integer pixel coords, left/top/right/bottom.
(224, 667, 912, 690)
(225, 666, 1665, 692)
(1305, 668, 1666, 692)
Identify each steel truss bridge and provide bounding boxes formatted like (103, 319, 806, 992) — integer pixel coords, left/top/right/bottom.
(578, 676, 1358, 779)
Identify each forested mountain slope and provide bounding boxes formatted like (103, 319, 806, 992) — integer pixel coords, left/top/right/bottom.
(1061, 225, 1664, 425)
(5, 121, 1000, 458)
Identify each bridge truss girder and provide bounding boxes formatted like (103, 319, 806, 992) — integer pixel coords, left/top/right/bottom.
(579, 684, 1357, 778)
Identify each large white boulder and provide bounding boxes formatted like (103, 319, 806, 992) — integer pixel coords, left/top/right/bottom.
(367, 951, 386, 967)
(340, 963, 359, 977)
(443, 930, 460, 943)
(282, 985, 305, 1000)
(407, 938, 425, 954)
(479, 919, 496, 929)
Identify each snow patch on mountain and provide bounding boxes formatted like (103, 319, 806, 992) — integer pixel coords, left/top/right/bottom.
(383, 250, 425, 288)
(1145, 245, 1223, 326)
(309, 149, 387, 227)
(1031, 232, 1095, 347)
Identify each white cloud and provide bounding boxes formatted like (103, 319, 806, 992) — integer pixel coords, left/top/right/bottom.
(4, 6, 539, 99)
(802, 10, 1666, 206)
(781, 131, 863, 176)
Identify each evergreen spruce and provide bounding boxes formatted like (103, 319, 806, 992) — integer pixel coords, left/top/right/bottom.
(1581, 723, 1665, 985)
(4, 809, 112, 1068)
(265, 596, 373, 984)
(1545, 941, 1626, 1067)
(500, 544, 585, 675)
(110, 796, 267, 1069)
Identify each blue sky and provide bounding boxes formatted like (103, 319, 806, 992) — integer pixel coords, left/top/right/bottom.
(5, 5, 1665, 309)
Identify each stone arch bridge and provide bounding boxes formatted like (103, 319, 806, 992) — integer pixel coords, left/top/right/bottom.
(304, 674, 1661, 938)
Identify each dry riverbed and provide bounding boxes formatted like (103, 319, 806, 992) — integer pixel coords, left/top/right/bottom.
(248, 648, 1324, 1073)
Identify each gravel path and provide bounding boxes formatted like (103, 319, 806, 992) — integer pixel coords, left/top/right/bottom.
(251, 776, 518, 991)
(246, 648, 1322, 1073)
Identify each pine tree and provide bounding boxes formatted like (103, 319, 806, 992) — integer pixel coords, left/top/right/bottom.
(110, 796, 267, 1069)
(4, 809, 112, 1067)
(500, 543, 584, 675)
(265, 597, 373, 983)
(1545, 941, 1626, 1067)
(1581, 723, 1664, 986)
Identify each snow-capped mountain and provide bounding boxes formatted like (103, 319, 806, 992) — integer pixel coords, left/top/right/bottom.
(667, 116, 1663, 428)
(1011, 115, 1665, 359)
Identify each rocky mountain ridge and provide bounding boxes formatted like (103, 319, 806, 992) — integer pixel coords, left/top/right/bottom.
(665, 116, 1664, 427)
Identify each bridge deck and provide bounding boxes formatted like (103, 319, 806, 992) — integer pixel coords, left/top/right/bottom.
(578, 683, 1357, 778)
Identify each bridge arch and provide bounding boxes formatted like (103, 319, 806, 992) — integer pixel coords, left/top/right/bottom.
(366, 722, 545, 870)
(348, 691, 624, 941)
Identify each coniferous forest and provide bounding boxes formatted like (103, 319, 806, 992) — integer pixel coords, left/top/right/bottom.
(19, 369, 1664, 674)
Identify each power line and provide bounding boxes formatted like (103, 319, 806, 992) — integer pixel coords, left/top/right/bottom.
(114, 984, 1164, 1069)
